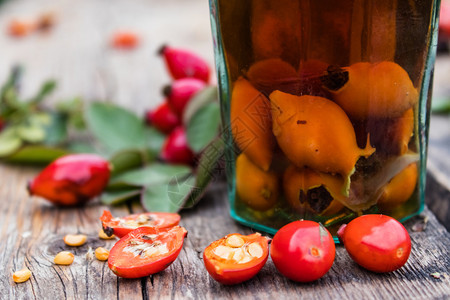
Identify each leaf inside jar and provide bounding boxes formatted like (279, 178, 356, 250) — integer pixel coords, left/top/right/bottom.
(339, 153, 419, 212)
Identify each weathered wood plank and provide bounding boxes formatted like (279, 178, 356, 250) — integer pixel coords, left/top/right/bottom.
(3, 166, 448, 300)
(0, 165, 142, 300)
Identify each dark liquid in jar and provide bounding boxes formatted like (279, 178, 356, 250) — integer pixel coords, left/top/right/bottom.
(217, 0, 434, 234)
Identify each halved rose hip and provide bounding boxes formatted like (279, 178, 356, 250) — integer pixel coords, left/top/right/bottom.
(100, 210, 181, 238)
(108, 226, 187, 278)
(203, 233, 270, 285)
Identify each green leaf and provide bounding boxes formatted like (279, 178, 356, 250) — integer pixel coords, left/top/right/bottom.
(109, 149, 155, 176)
(4, 145, 68, 164)
(142, 174, 196, 212)
(57, 98, 86, 130)
(29, 80, 56, 105)
(0, 129, 22, 157)
(44, 112, 68, 145)
(101, 189, 142, 205)
(110, 163, 192, 188)
(86, 102, 146, 153)
(16, 125, 46, 143)
(144, 127, 166, 155)
(186, 101, 221, 153)
(67, 142, 100, 154)
(183, 86, 218, 124)
(432, 98, 450, 114)
(184, 138, 225, 208)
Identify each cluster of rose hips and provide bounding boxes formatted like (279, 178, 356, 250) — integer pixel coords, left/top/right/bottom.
(146, 45, 211, 165)
(27, 46, 212, 206)
(27, 154, 412, 283)
(204, 216, 412, 285)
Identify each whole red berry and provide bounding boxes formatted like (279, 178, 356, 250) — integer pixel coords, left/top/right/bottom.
(337, 214, 411, 273)
(27, 154, 111, 206)
(161, 127, 194, 165)
(271, 220, 335, 282)
(164, 78, 205, 117)
(145, 102, 180, 134)
(159, 45, 210, 83)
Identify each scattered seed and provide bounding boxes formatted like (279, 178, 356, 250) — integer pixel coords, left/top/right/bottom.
(12, 268, 31, 283)
(226, 235, 245, 248)
(64, 234, 87, 246)
(95, 247, 109, 261)
(247, 242, 263, 258)
(54, 251, 75, 265)
(98, 229, 115, 240)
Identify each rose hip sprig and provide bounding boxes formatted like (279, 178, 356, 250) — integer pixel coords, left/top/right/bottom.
(159, 45, 210, 83)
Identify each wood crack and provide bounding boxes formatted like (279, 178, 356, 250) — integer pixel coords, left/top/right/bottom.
(54, 267, 67, 299)
(25, 257, 38, 299)
(85, 258, 89, 300)
(116, 277, 120, 300)
(141, 278, 149, 300)
(149, 275, 154, 287)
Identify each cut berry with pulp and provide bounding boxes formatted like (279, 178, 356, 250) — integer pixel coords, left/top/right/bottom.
(159, 45, 210, 83)
(108, 226, 187, 278)
(100, 210, 181, 238)
(203, 233, 270, 285)
(145, 102, 180, 134)
(163, 78, 206, 117)
(161, 127, 194, 165)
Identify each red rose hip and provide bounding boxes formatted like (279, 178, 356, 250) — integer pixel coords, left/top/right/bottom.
(145, 102, 180, 134)
(161, 127, 194, 165)
(159, 45, 210, 83)
(203, 233, 270, 285)
(163, 78, 206, 117)
(270, 220, 335, 282)
(27, 154, 111, 206)
(337, 214, 411, 273)
(108, 226, 188, 278)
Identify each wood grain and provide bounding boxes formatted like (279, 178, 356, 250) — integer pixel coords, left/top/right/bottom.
(1, 164, 449, 300)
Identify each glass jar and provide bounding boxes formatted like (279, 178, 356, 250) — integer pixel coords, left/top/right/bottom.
(209, 0, 441, 240)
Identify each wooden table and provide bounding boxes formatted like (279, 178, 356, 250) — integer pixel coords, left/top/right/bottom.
(1, 0, 449, 299)
(1, 167, 449, 299)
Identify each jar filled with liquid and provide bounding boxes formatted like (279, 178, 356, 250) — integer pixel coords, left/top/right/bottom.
(209, 0, 440, 239)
